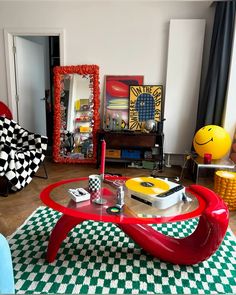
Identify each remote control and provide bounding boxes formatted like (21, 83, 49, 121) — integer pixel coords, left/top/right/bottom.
(155, 185, 184, 198)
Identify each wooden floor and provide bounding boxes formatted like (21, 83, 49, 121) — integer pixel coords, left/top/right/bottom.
(0, 157, 235, 237)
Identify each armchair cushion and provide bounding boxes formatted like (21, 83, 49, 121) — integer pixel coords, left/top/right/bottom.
(0, 116, 47, 191)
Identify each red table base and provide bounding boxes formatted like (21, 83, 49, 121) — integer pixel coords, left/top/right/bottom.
(46, 185, 229, 265)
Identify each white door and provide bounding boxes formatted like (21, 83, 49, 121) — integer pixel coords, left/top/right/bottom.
(14, 36, 47, 136)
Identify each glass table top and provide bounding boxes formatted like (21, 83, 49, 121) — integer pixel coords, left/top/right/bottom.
(193, 156, 235, 168)
(40, 176, 206, 224)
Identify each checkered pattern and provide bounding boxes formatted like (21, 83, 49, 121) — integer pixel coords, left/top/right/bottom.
(90, 190, 101, 201)
(135, 93, 155, 122)
(0, 117, 47, 191)
(89, 177, 101, 192)
(7, 206, 236, 294)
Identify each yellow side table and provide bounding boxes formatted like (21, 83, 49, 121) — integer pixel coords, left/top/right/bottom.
(214, 170, 236, 211)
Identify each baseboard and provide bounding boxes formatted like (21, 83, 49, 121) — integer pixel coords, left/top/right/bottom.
(164, 153, 186, 167)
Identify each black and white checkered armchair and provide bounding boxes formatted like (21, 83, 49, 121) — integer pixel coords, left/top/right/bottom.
(0, 116, 48, 193)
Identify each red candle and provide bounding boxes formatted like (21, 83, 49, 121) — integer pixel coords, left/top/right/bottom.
(100, 139, 106, 179)
(204, 153, 212, 164)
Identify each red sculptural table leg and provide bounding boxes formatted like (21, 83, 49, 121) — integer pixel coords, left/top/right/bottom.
(46, 214, 85, 262)
(118, 185, 229, 265)
(46, 185, 228, 265)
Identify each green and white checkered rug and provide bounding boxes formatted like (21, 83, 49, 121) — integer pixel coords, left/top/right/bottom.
(8, 206, 236, 294)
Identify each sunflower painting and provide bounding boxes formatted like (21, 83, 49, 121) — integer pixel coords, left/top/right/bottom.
(129, 85, 163, 131)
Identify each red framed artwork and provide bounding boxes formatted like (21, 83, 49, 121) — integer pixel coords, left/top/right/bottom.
(103, 75, 144, 130)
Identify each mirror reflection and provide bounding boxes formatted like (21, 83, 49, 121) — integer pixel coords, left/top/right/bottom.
(53, 65, 100, 163)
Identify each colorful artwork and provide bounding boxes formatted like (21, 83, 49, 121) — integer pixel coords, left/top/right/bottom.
(129, 85, 162, 131)
(104, 75, 144, 130)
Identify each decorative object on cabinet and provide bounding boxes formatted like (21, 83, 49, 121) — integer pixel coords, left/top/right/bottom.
(103, 75, 144, 131)
(129, 85, 163, 131)
(53, 65, 100, 163)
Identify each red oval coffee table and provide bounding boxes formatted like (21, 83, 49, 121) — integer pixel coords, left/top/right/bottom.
(40, 176, 229, 265)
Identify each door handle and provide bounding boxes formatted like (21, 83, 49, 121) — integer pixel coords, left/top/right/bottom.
(40, 97, 46, 101)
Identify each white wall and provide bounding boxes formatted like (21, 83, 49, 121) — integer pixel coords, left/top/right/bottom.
(0, 1, 214, 152)
(0, 1, 213, 99)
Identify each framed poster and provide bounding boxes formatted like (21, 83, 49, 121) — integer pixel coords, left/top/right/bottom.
(103, 75, 144, 130)
(129, 85, 162, 131)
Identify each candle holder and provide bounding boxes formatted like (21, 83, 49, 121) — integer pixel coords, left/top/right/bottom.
(92, 139, 108, 205)
(90, 175, 107, 205)
(93, 193, 107, 205)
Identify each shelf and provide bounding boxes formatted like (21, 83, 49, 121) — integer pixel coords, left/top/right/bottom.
(75, 109, 91, 112)
(105, 158, 132, 163)
(75, 132, 92, 134)
(106, 157, 161, 161)
(97, 129, 164, 170)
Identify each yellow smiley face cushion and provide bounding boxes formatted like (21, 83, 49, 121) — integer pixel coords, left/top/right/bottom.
(193, 125, 232, 159)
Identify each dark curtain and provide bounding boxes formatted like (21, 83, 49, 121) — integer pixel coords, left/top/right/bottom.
(195, 1, 236, 131)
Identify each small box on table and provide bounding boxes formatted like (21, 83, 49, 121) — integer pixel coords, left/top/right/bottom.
(121, 149, 141, 159)
(69, 188, 90, 202)
(106, 149, 121, 158)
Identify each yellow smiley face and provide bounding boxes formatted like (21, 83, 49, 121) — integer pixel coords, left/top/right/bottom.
(193, 125, 231, 159)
